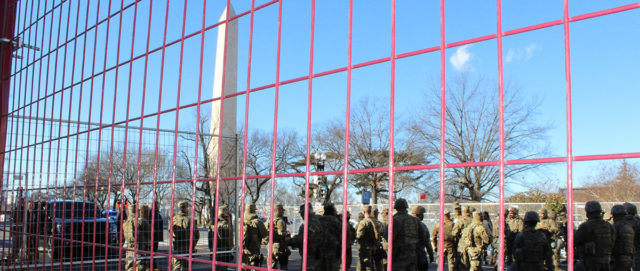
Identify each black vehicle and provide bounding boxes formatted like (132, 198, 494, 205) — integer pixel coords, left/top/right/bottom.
(40, 200, 119, 261)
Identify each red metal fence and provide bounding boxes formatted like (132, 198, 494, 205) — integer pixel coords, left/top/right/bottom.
(1, 0, 640, 270)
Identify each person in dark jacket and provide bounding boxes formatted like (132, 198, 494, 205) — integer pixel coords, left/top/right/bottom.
(151, 200, 164, 252)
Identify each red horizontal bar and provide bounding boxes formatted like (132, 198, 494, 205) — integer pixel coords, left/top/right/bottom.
(9, 151, 640, 193)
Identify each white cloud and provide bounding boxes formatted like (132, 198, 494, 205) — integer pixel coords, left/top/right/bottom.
(450, 45, 473, 72)
(524, 44, 537, 60)
(505, 43, 538, 63)
(506, 49, 515, 63)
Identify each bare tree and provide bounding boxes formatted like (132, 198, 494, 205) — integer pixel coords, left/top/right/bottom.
(78, 147, 189, 209)
(581, 160, 640, 202)
(310, 98, 428, 204)
(241, 128, 304, 204)
(407, 74, 550, 201)
(179, 112, 238, 223)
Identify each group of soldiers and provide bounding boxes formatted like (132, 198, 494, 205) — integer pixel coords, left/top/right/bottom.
(121, 198, 640, 271)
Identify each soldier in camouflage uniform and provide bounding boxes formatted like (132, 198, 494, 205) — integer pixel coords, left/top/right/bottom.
(432, 211, 457, 271)
(622, 203, 640, 271)
(458, 212, 490, 271)
(549, 211, 563, 271)
(512, 211, 554, 271)
(172, 201, 199, 271)
(287, 203, 325, 270)
(209, 204, 234, 271)
(357, 205, 382, 271)
(491, 213, 511, 268)
(575, 200, 615, 271)
(536, 208, 559, 269)
(242, 203, 268, 268)
(452, 202, 463, 223)
(271, 204, 290, 270)
(380, 207, 390, 271)
(123, 204, 151, 271)
(506, 207, 524, 264)
(385, 198, 427, 271)
(611, 205, 635, 271)
(319, 202, 342, 271)
(370, 207, 385, 271)
(452, 206, 473, 269)
(411, 206, 435, 271)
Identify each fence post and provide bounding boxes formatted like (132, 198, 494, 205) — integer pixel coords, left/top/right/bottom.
(0, 0, 18, 190)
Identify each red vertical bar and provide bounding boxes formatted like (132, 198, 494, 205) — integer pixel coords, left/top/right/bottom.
(116, 0, 140, 268)
(83, 0, 106, 268)
(386, 1, 397, 270)
(496, 0, 507, 270)
(563, 0, 575, 270)
(301, 0, 316, 270)
(108, 0, 128, 269)
(212, 1, 250, 269)
(437, 0, 446, 270)
(132, 0, 155, 268)
(41, 0, 63, 268)
(212, 0, 234, 269)
(267, 0, 283, 269)
(344, 0, 354, 268)
(32, 0, 52, 268)
(189, 0, 208, 270)
(0, 0, 18, 264)
(20, 1, 38, 268)
(57, 0, 80, 268)
(167, 1, 190, 270)
(94, 0, 114, 266)
(45, 0, 64, 265)
(149, 0, 172, 270)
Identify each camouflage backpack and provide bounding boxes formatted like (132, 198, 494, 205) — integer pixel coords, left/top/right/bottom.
(459, 223, 482, 249)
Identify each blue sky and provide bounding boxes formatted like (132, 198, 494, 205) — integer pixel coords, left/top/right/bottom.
(5, 0, 640, 198)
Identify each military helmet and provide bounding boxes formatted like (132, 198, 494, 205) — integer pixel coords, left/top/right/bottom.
(508, 207, 518, 214)
(178, 200, 190, 210)
(411, 205, 426, 215)
(245, 203, 257, 213)
(443, 210, 451, 219)
(623, 202, 637, 216)
(140, 204, 150, 217)
(461, 206, 470, 214)
(299, 203, 312, 215)
(472, 211, 482, 220)
(549, 211, 557, 220)
(584, 200, 603, 214)
(523, 211, 540, 223)
(394, 198, 409, 210)
(538, 208, 548, 215)
(218, 204, 229, 213)
(323, 202, 337, 215)
(611, 205, 627, 217)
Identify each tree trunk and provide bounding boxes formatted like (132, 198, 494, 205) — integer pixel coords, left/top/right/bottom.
(371, 185, 378, 205)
